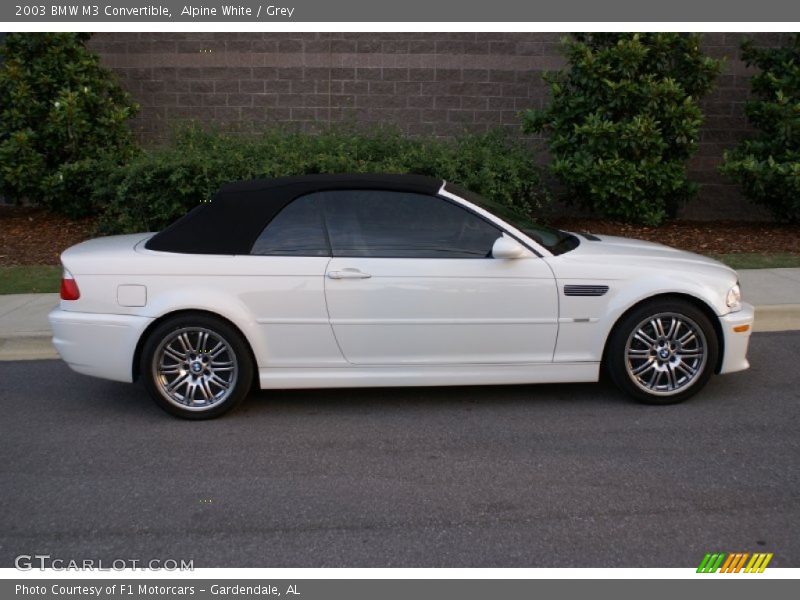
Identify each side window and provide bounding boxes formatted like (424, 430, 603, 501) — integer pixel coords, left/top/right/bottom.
(322, 190, 500, 258)
(251, 194, 330, 256)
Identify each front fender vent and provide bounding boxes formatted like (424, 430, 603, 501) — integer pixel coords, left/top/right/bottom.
(564, 284, 609, 297)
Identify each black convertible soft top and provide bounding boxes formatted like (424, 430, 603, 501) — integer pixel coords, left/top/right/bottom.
(145, 174, 443, 255)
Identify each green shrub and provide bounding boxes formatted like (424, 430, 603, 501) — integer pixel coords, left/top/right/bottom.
(721, 35, 800, 222)
(523, 33, 722, 225)
(0, 33, 138, 217)
(98, 126, 551, 233)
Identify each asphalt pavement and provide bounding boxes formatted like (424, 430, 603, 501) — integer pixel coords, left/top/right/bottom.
(1, 332, 798, 568)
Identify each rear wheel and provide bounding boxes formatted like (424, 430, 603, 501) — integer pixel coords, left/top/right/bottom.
(606, 299, 719, 405)
(141, 314, 253, 419)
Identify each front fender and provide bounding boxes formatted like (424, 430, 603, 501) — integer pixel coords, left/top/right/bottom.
(554, 273, 732, 363)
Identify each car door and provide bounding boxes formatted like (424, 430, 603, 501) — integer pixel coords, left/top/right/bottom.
(239, 193, 345, 367)
(319, 189, 559, 365)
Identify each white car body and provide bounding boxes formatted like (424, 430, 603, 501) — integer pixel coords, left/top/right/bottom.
(49, 176, 754, 403)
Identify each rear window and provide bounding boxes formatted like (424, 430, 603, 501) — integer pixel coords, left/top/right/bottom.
(250, 194, 330, 256)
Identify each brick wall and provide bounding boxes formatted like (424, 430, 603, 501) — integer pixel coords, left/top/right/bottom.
(89, 32, 794, 220)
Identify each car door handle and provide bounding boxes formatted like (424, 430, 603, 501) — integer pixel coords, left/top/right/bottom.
(327, 268, 372, 280)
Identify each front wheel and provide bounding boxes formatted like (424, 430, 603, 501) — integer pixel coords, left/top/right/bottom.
(141, 314, 253, 419)
(605, 299, 719, 405)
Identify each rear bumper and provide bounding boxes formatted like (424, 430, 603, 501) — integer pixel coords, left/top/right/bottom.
(718, 302, 755, 375)
(49, 308, 153, 383)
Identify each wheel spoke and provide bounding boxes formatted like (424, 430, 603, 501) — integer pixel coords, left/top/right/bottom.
(632, 359, 656, 376)
(185, 380, 200, 402)
(652, 318, 665, 338)
(198, 331, 209, 354)
(666, 365, 678, 390)
(186, 332, 198, 353)
(208, 373, 232, 390)
(164, 345, 184, 362)
(676, 361, 696, 378)
(196, 378, 210, 401)
(646, 367, 660, 389)
(627, 347, 650, 356)
(175, 333, 190, 353)
(209, 342, 226, 358)
(167, 373, 190, 392)
(201, 378, 215, 400)
(665, 317, 678, 340)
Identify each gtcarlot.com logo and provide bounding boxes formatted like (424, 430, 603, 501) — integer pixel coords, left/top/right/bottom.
(14, 554, 193, 571)
(697, 552, 773, 573)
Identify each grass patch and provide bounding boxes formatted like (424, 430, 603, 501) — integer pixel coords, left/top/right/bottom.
(0, 265, 61, 294)
(710, 253, 800, 270)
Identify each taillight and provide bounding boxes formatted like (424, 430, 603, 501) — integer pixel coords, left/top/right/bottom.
(60, 269, 80, 301)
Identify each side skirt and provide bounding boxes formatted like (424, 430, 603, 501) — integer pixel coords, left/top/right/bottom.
(258, 362, 600, 389)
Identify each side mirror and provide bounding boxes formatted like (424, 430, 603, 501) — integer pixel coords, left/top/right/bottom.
(491, 236, 527, 259)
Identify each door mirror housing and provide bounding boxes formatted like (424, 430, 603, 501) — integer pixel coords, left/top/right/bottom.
(491, 236, 527, 259)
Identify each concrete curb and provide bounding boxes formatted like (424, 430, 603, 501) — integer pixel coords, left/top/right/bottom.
(753, 305, 800, 333)
(0, 336, 58, 361)
(1, 305, 798, 362)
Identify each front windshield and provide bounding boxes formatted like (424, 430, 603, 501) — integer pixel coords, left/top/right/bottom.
(444, 182, 579, 255)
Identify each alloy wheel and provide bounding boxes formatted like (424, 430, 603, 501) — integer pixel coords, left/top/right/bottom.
(152, 327, 239, 411)
(624, 312, 708, 396)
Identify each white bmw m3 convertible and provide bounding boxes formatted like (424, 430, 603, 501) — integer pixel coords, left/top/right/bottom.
(49, 174, 754, 418)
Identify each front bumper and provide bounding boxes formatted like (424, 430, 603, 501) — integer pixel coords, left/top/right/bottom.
(49, 308, 154, 383)
(718, 302, 755, 374)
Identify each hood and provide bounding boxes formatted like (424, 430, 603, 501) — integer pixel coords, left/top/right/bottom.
(572, 232, 733, 269)
(549, 232, 739, 287)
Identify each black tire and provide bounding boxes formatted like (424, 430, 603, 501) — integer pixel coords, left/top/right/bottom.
(605, 298, 719, 405)
(140, 313, 254, 419)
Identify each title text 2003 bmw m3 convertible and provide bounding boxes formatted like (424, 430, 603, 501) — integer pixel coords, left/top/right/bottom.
(49, 174, 754, 419)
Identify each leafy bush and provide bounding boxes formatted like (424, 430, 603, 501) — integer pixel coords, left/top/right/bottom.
(523, 33, 722, 225)
(721, 35, 800, 222)
(98, 126, 551, 233)
(0, 33, 138, 216)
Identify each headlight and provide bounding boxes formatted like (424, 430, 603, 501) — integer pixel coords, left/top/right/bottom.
(726, 283, 742, 312)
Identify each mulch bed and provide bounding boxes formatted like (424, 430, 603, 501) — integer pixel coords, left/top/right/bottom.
(551, 218, 800, 256)
(1, 206, 97, 266)
(1, 205, 797, 266)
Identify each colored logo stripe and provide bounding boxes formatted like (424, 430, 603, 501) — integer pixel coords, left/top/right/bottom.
(745, 553, 773, 573)
(697, 552, 773, 573)
(720, 553, 749, 573)
(697, 553, 726, 573)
